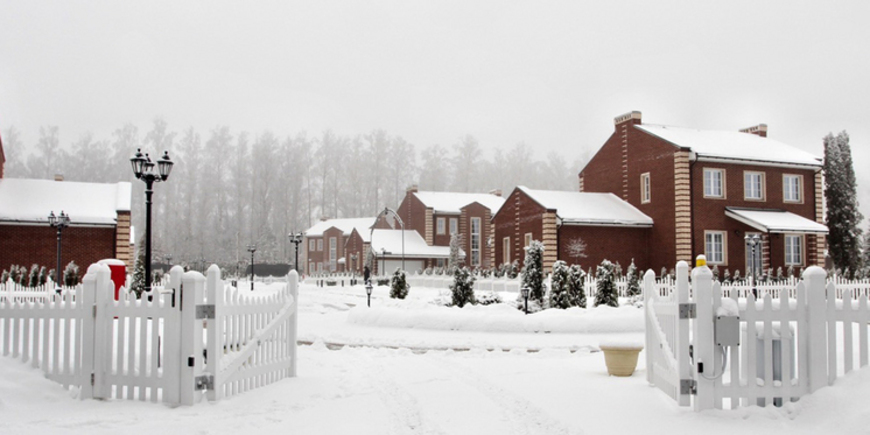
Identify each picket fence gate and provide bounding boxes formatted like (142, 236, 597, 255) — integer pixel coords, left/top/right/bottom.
(645, 258, 870, 411)
(0, 262, 298, 406)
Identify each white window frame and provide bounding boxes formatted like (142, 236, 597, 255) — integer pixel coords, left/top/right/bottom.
(436, 217, 446, 235)
(744, 171, 765, 201)
(317, 239, 323, 252)
(309, 239, 315, 252)
(704, 230, 727, 265)
(470, 217, 481, 267)
(308, 261, 314, 274)
(317, 262, 323, 273)
(329, 237, 337, 271)
(703, 168, 726, 199)
(785, 234, 804, 266)
(783, 174, 803, 203)
(449, 218, 458, 235)
(641, 172, 651, 204)
(524, 233, 533, 247)
(503, 237, 510, 265)
(744, 232, 763, 274)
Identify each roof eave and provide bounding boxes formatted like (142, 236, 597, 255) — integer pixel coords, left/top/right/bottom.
(694, 154, 822, 170)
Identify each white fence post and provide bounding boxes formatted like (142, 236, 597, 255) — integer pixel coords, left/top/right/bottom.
(693, 258, 715, 411)
(674, 261, 691, 407)
(180, 271, 206, 406)
(206, 265, 222, 402)
(78, 265, 101, 400)
(803, 266, 828, 394)
(643, 269, 655, 385)
(289, 270, 299, 378)
(92, 264, 113, 400)
(161, 266, 184, 405)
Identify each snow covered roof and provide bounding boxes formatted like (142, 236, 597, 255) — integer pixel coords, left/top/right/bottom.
(0, 178, 131, 226)
(636, 124, 822, 167)
(413, 191, 505, 214)
(305, 217, 376, 237)
(725, 207, 828, 234)
(370, 229, 460, 259)
(518, 186, 653, 227)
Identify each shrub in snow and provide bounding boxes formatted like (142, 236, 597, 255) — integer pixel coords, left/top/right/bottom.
(568, 265, 586, 308)
(711, 264, 720, 282)
(0, 269, 8, 283)
(63, 261, 80, 287)
(613, 262, 623, 280)
(448, 233, 463, 274)
(549, 260, 571, 309)
(733, 269, 742, 284)
(390, 268, 409, 299)
(28, 264, 40, 287)
(786, 265, 795, 279)
(131, 244, 147, 297)
(521, 240, 546, 306)
(776, 267, 784, 282)
(660, 267, 667, 279)
(450, 266, 476, 307)
(14, 265, 27, 286)
(594, 260, 618, 308)
(508, 260, 520, 279)
(477, 291, 502, 306)
(626, 260, 640, 297)
(824, 131, 863, 273)
(38, 266, 48, 286)
(723, 269, 732, 284)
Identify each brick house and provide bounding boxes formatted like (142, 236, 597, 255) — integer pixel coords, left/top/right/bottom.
(578, 111, 827, 274)
(396, 186, 504, 269)
(0, 177, 133, 275)
(492, 186, 653, 272)
(303, 217, 375, 275)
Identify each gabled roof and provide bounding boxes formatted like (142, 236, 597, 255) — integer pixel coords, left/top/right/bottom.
(0, 178, 131, 225)
(370, 229, 460, 259)
(725, 207, 828, 234)
(517, 186, 653, 227)
(413, 191, 505, 214)
(305, 217, 376, 237)
(636, 124, 822, 167)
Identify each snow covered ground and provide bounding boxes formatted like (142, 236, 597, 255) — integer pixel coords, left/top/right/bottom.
(2, 281, 870, 434)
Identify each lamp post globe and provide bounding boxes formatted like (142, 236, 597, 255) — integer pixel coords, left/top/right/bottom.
(365, 281, 373, 307)
(130, 148, 173, 295)
(288, 232, 303, 274)
(521, 286, 530, 314)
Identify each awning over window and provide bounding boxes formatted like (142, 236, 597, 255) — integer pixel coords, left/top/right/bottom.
(725, 207, 828, 234)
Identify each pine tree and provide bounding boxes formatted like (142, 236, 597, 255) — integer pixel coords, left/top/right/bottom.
(38, 266, 48, 286)
(450, 266, 476, 307)
(390, 268, 409, 299)
(711, 264, 720, 282)
(521, 240, 545, 306)
(448, 232, 463, 274)
(549, 260, 571, 309)
(1, 269, 9, 284)
(28, 264, 40, 287)
(723, 269, 732, 284)
(626, 260, 641, 297)
(568, 265, 587, 308)
(508, 260, 519, 279)
(825, 131, 863, 272)
(595, 260, 619, 307)
(63, 261, 80, 287)
(131, 241, 147, 297)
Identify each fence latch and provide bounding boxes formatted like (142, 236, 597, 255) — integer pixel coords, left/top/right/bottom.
(196, 304, 215, 319)
(195, 375, 214, 391)
(680, 379, 697, 395)
(679, 303, 696, 319)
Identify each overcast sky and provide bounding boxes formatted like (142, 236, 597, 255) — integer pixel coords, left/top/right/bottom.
(2, 1, 869, 217)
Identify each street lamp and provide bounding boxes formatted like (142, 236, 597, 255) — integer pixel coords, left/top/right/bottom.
(365, 280, 373, 307)
(48, 211, 71, 291)
(130, 149, 173, 294)
(521, 286, 530, 314)
(247, 244, 257, 291)
(288, 232, 303, 273)
(745, 234, 761, 298)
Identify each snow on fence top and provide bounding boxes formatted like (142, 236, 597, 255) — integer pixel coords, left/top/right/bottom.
(0, 178, 131, 225)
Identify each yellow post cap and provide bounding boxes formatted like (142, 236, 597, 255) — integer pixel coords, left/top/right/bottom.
(696, 255, 707, 267)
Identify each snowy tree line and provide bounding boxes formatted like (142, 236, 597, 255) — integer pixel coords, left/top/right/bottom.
(1, 121, 586, 270)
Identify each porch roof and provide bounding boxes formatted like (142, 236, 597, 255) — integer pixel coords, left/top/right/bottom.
(725, 207, 828, 234)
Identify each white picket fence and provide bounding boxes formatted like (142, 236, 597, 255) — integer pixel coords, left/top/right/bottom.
(0, 281, 78, 303)
(645, 260, 870, 411)
(0, 263, 298, 406)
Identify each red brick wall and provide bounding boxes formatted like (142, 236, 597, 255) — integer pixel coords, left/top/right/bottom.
(397, 190, 429, 240)
(493, 188, 547, 268)
(0, 224, 117, 281)
(557, 225, 650, 272)
(461, 202, 493, 268)
(432, 213, 458, 246)
(345, 230, 365, 275)
(323, 227, 345, 272)
(305, 236, 324, 274)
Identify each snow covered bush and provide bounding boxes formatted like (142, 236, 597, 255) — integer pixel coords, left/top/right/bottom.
(38, 266, 48, 286)
(568, 265, 586, 308)
(448, 233, 463, 273)
(521, 240, 546, 306)
(508, 260, 519, 279)
(28, 264, 40, 287)
(450, 267, 476, 307)
(711, 264, 720, 282)
(594, 260, 618, 307)
(549, 260, 571, 309)
(131, 246, 147, 297)
(63, 261, 80, 287)
(390, 268, 409, 299)
(626, 260, 640, 297)
(0, 269, 8, 283)
(476, 291, 502, 306)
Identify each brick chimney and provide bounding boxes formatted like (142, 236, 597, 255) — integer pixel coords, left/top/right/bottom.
(406, 184, 418, 193)
(488, 189, 502, 197)
(54, 174, 64, 182)
(320, 216, 329, 222)
(614, 111, 642, 129)
(739, 124, 768, 138)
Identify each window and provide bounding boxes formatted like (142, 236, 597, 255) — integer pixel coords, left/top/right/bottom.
(470, 217, 481, 266)
(449, 218, 458, 235)
(744, 232, 762, 273)
(317, 239, 323, 251)
(641, 172, 651, 204)
(436, 217, 446, 235)
(309, 239, 315, 252)
(703, 168, 725, 198)
(329, 237, 337, 271)
(503, 237, 510, 265)
(308, 261, 314, 274)
(317, 262, 323, 272)
(744, 171, 765, 200)
(783, 174, 802, 203)
(524, 233, 533, 247)
(704, 231, 726, 265)
(785, 235, 803, 266)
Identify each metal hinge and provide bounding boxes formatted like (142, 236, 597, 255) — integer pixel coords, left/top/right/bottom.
(92, 305, 97, 318)
(195, 375, 214, 391)
(681, 379, 697, 395)
(679, 303, 696, 319)
(196, 304, 215, 319)
(90, 373, 95, 386)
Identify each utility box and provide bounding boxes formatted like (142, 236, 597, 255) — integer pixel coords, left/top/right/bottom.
(98, 259, 127, 300)
(715, 316, 740, 346)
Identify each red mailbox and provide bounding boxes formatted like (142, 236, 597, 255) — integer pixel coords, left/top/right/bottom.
(98, 259, 127, 300)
